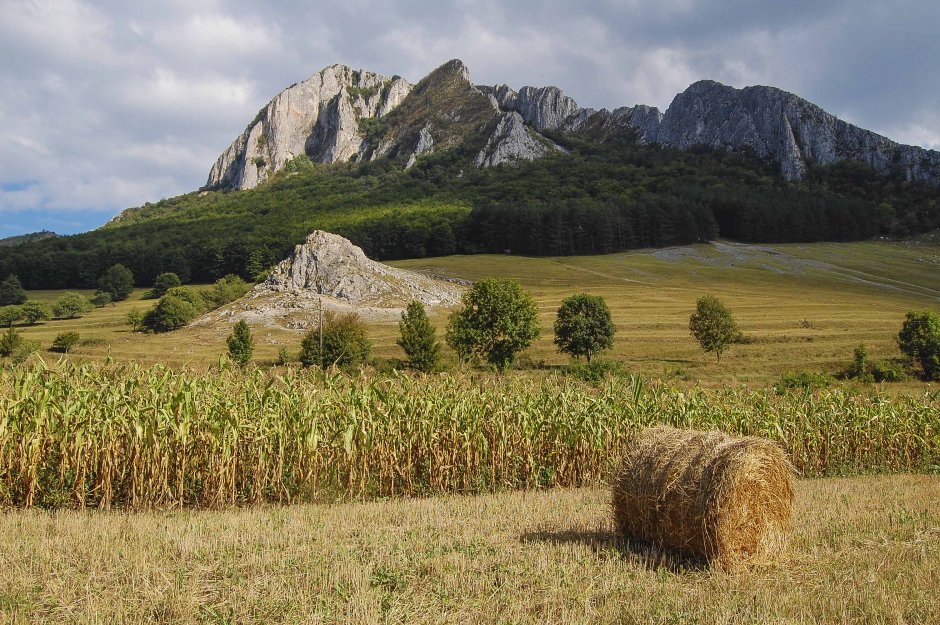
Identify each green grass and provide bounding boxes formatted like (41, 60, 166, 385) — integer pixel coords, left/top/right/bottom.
(11, 239, 939, 387)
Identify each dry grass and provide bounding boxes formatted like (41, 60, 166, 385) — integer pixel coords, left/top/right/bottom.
(612, 427, 794, 568)
(1, 474, 937, 624)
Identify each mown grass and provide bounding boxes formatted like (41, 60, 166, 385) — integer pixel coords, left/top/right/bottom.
(1, 360, 936, 509)
(13, 239, 938, 387)
(1, 475, 937, 624)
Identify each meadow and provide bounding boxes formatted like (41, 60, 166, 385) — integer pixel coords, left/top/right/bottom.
(12, 238, 940, 387)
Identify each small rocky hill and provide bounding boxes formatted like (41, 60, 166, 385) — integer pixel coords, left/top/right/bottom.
(198, 230, 464, 329)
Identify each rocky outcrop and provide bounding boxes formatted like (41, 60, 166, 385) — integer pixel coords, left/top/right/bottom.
(258, 230, 462, 308)
(483, 84, 581, 131)
(405, 125, 435, 169)
(655, 80, 940, 183)
(474, 112, 557, 167)
(205, 65, 412, 190)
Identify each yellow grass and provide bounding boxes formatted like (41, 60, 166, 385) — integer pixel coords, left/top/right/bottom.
(1, 474, 937, 624)
(14, 240, 939, 386)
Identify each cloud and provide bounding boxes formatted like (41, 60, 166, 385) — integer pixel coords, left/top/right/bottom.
(0, 0, 938, 236)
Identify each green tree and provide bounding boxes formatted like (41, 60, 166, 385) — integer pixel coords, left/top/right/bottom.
(689, 294, 739, 363)
(53, 292, 92, 319)
(90, 291, 112, 308)
(142, 294, 199, 332)
(205, 274, 249, 308)
(97, 264, 134, 301)
(553, 293, 616, 363)
(445, 278, 540, 372)
(245, 250, 274, 282)
(397, 301, 441, 371)
(51, 331, 80, 353)
(300, 311, 372, 369)
(0, 275, 27, 306)
(0, 305, 23, 328)
(20, 301, 52, 325)
(0, 327, 22, 357)
(897, 310, 940, 380)
(152, 272, 181, 297)
(126, 309, 145, 332)
(227, 320, 254, 368)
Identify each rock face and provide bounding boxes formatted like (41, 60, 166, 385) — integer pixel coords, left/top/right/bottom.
(654, 80, 940, 183)
(258, 230, 462, 308)
(205, 65, 413, 190)
(475, 112, 557, 167)
(205, 59, 940, 190)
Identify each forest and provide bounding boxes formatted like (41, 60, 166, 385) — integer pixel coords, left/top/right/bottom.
(1, 133, 937, 289)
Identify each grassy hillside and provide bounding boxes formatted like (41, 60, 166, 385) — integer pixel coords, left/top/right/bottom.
(2, 475, 937, 623)
(11, 238, 939, 387)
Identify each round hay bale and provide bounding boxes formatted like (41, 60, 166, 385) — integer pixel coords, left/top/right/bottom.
(611, 426, 794, 568)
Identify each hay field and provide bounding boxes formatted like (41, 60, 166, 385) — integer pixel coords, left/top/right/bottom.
(1, 474, 937, 624)
(14, 239, 939, 385)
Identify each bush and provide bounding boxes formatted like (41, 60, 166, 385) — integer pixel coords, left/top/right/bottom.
(226, 320, 254, 368)
(164, 286, 206, 313)
(870, 359, 909, 383)
(205, 274, 249, 309)
(0, 305, 23, 328)
(0, 275, 27, 306)
(20, 301, 51, 325)
(126, 309, 145, 332)
(275, 345, 291, 366)
(397, 301, 441, 372)
(554, 293, 615, 363)
(11, 340, 39, 365)
(152, 272, 181, 298)
(142, 294, 199, 332)
(897, 310, 940, 380)
(0, 327, 23, 357)
(445, 278, 540, 372)
(300, 311, 372, 370)
(90, 291, 112, 308)
(53, 292, 92, 319)
(50, 332, 80, 353)
(567, 360, 625, 384)
(97, 264, 134, 301)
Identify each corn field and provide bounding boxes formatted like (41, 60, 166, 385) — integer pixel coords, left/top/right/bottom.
(0, 359, 938, 509)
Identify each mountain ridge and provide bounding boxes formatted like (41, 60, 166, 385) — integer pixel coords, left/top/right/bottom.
(204, 59, 940, 191)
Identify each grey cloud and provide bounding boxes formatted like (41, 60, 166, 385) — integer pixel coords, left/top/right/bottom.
(1, 0, 938, 237)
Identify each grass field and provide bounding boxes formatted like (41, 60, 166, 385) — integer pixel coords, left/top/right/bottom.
(1, 474, 937, 624)
(14, 239, 940, 386)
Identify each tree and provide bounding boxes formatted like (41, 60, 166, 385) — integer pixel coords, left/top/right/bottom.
(205, 274, 249, 308)
(0, 305, 23, 328)
(689, 294, 739, 363)
(53, 292, 92, 319)
(126, 309, 145, 332)
(20, 301, 52, 325)
(97, 264, 134, 301)
(152, 272, 181, 297)
(553, 293, 616, 363)
(0, 275, 27, 306)
(300, 311, 372, 369)
(90, 291, 112, 308)
(0, 327, 22, 357)
(445, 278, 540, 372)
(897, 310, 940, 380)
(51, 331, 80, 353)
(227, 320, 254, 368)
(397, 301, 441, 371)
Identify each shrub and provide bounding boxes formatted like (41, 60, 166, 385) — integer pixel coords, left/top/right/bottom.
(397, 301, 441, 372)
(276, 345, 291, 366)
(20, 301, 51, 325)
(50, 332, 80, 353)
(689, 295, 739, 364)
(567, 360, 624, 384)
(205, 274, 249, 309)
(126, 309, 145, 332)
(10, 340, 39, 365)
(0, 275, 27, 306)
(97, 264, 134, 301)
(870, 359, 909, 383)
(445, 278, 540, 373)
(152, 272, 181, 298)
(775, 371, 834, 393)
(226, 320, 254, 368)
(300, 311, 372, 370)
(90, 291, 112, 308)
(164, 286, 207, 313)
(0, 327, 23, 357)
(53, 292, 92, 319)
(897, 310, 940, 380)
(142, 294, 199, 332)
(554, 293, 616, 363)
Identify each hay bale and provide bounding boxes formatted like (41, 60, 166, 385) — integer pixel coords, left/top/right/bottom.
(612, 426, 794, 568)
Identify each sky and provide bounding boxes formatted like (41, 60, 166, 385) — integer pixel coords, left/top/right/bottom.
(1, 0, 939, 238)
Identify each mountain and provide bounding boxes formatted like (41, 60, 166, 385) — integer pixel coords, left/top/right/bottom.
(0, 230, 58, 247)
(206, 59, 940, 191)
